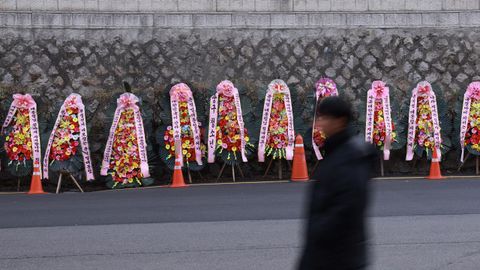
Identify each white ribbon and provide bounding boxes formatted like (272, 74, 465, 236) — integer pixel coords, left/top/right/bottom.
(406, 81, 442, 161)
(258, 80, 295, 162)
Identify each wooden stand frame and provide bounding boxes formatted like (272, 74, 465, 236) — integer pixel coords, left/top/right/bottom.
(216, 162, 245, 182)
(457, 153, 480, 175)
(263, 159, 291, 180)
(56, 170, 84, 194)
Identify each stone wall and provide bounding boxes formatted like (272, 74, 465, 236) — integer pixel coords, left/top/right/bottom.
(3, 0, 480, 12)
(2, 1, 480, 178)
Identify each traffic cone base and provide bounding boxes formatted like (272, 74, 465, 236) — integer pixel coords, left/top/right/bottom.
(427, 149, 444, 180)
(28, 164, 47, 194)
(170, 153, 188, 188)
(291, 134, 309, 182)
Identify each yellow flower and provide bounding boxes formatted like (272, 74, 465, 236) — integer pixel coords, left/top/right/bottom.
(166, 144, 170, 150)
(245, 137, 250, 142)
(232, 146, 237, 152)
(186, 153, 191, 158)
(128, 178, 134, 183)
(217, 140, 223, 145)
(182, 149, 187, 155)
(12, 147, 17, 152)
(234, 135, 240, 140)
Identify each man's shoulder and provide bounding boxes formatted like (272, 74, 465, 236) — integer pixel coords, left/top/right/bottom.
(336, 136, 377, 162)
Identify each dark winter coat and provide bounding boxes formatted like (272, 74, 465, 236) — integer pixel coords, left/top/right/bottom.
(298, 127, 377, 270)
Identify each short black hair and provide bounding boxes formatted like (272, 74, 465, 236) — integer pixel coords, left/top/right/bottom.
(316, 96, 353, 122)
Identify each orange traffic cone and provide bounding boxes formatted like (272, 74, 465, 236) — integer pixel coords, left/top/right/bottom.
(28, 161, 46, 194)
(291, 134, 309, 182)
(170, 142, 188, 188)
(427, 148, 444, 180)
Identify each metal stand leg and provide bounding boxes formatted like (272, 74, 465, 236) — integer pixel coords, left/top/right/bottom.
(476, 156, 479, 175)
(217, 162, 227, 182)
(187, 168, 192, 184)
(236, 164, 245, 179)
(56, 173, 63, 194)
(69, 173, 84, 193)
(457, 153, 470, 172)
(17, 178, 21, 192)
(380, 158, 385, 177)
(278, 160, 282, 180)
(310, 160, 319, 176)
(231, 165, 236, 182)
(263, 159, 274, 178)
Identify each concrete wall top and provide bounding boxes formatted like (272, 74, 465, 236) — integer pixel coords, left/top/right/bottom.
(2, 0, 479, 12)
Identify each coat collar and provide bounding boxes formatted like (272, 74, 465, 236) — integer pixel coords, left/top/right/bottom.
(324, 126, 355, 156)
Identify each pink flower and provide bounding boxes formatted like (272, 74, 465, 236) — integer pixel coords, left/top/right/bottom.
(217, 80, 236, 97)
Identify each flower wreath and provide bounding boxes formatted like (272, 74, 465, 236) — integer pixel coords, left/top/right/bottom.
(258, 79, 295, 161)
(43, 93, 94, 180)
(459, 81, 480, 162)
(365, 81, 397, 160)
(100, 93, 150, 188)
(207, 80, 254, 163)
(2, 94, 42, 177)
(163, 83, 205, 166)
(406, 81, 442, 161)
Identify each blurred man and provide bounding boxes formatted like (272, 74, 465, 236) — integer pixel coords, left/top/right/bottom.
(298, 97, 376, 270)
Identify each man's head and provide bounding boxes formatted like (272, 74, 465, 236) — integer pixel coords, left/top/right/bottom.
(315, 96, 353, 137)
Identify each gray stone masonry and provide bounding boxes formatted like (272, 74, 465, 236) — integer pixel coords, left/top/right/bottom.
(2, 0, 480, 12)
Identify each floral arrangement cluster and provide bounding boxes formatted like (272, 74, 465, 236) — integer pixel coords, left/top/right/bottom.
(164, 101, 205, 163)
(214, 94, 253, 160)
(414, 89, 436, 153)
(463, 89, 480, 151)
(372, 98, 397, 148)
(265, 93, 289, 159)
(4, 108, 32, 164)
(48, 104, 80, 162)
(108, 108, 143, 186)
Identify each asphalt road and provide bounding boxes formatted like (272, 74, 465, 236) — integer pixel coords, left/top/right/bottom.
(1, 179, 480, 270)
